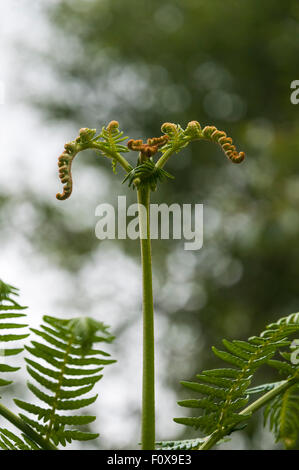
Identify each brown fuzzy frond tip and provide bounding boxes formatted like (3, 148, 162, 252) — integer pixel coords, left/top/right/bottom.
(127, 135, 169, 158)
(202, 126, 245, 163)
(107, 120, 119, 131)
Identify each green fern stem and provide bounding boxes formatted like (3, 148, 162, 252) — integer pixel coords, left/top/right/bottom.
(239, 378, 297, 417)
(137, 183, 155, 450)
(199, 378, 297, 450)
(91, 142, 132, 173)
(155, 147, 176, 170)
(0, 402, 57, 450)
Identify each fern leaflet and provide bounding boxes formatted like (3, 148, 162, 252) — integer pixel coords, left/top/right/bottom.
(156, 437, 206, 450)
(0, 280, 29, 389)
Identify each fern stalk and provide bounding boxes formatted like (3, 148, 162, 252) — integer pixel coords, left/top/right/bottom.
(137, 184, 155, 450)
(0, 403, 57, 450)
(155, 147, 176, 170)
(240, 379, 296, 417)
(54, 120, 245, 449)
(91, 142, 132, 173)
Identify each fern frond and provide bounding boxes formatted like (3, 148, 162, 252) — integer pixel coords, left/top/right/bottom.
(160, 122, 189, 154)
(159, 120, 245, 164)
(175, 312, 299, 441)
(201, 126, 245, 163)
(56, 128, 97, 200)
(0, 280, 29, 389)
(100, 120, 130, 156)
(56, 122, 131, 200)
(15, 315, 115, 448)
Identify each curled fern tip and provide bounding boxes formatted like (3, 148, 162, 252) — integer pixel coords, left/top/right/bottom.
(202, 126, 245, 163)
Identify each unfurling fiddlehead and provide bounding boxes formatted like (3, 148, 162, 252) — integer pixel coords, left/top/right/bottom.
(56, 120, 245, 199)
(158, 120, 245, 167)
(56, 122, 131, 201)
(56, 128, 97, 201)
(201, 125, 245, 163)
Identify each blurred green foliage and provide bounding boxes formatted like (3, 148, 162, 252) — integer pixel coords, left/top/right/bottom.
(2, 0, 299, 448)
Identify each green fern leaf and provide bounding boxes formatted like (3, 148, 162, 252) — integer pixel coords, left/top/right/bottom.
(174, 312, 299, 444)
(0, 280, 29, 390)
(16, 315, 115, 448)
(122, 158, 174, 190)
(247, 381, 286, 395)
(156, 437, 206, 450)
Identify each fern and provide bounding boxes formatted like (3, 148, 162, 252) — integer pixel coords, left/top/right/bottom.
(121, 121, 244, 191)
(56, 128, 97, 200)
(174, 313, 299, 447)
(54, 119, 245, 450)
(159, 121, 245, 164)
(99, 120, 129, 158)
(160, 122, 189, 154)
(56, 122, 131, 200)
(0, 280, 29, 388)
(14, 315, 116, 447)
